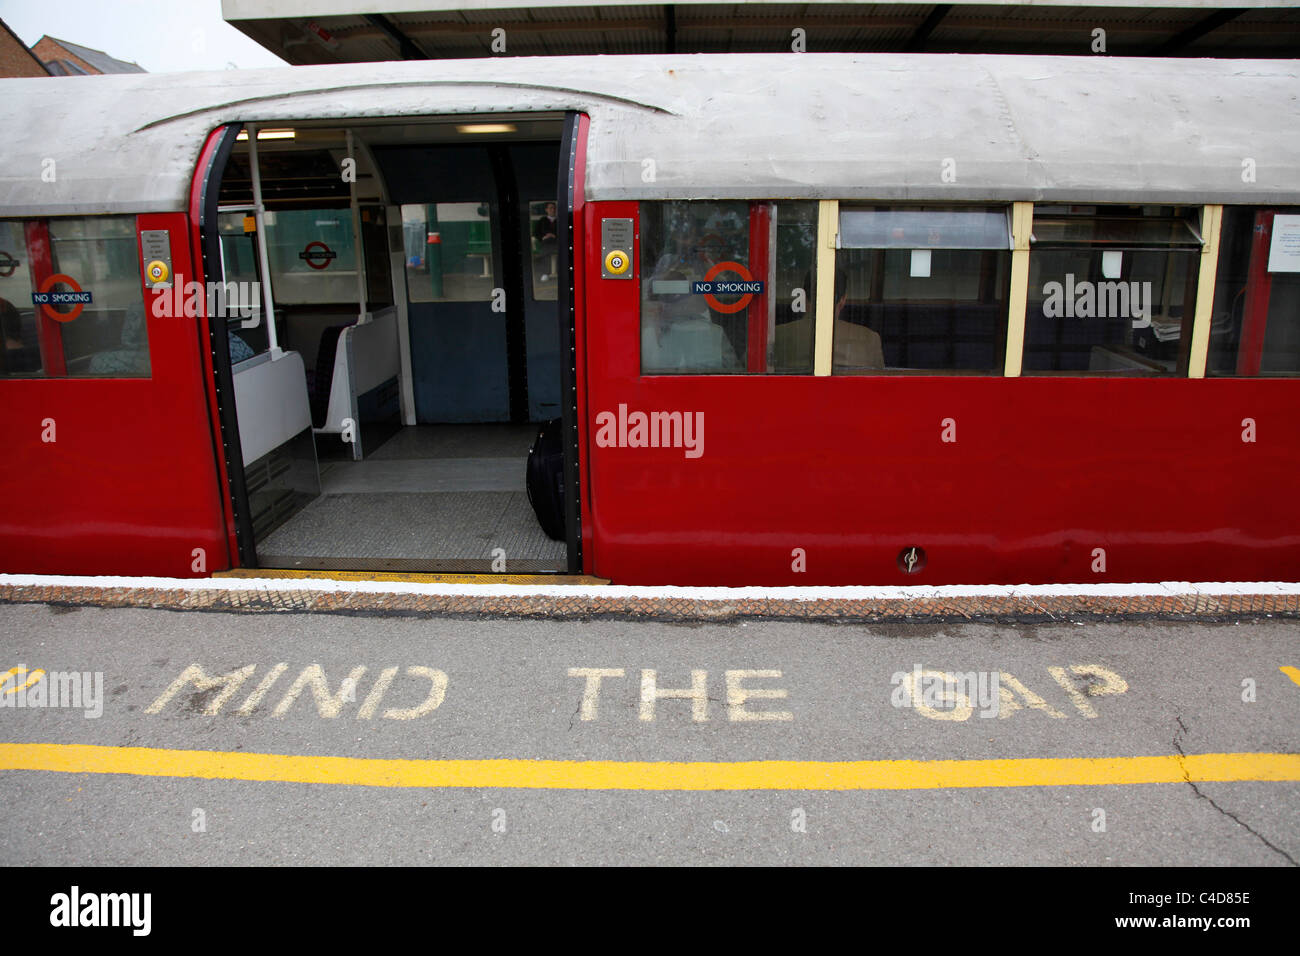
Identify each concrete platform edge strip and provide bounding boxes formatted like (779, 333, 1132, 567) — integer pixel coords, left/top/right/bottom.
(2, 575, 1300, 621)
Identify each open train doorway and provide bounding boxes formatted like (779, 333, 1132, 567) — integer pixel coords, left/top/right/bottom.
(198, 114, 580, 574)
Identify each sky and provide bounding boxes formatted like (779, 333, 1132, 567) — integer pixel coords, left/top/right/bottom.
(1, 0, 289, 72)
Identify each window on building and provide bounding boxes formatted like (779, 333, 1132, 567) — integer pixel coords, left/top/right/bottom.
(0, 216, 150, 378)
(1024, 205, 1202, 376)
(640, 200, 817, 374)
(833, 206, 1013, 375)
(1207, 207, 1300, 377)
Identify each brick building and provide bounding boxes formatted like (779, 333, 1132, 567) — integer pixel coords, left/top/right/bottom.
(30, 35, 145, 75)
(0, 19, 50, 77)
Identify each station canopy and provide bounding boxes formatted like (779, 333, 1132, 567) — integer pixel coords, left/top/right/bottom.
(223, 0, 1300, 63)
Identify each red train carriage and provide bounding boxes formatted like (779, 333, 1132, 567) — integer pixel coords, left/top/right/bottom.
(1, 54, 1298, 585)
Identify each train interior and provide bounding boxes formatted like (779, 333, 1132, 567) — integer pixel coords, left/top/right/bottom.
(211, 116, 569, 572)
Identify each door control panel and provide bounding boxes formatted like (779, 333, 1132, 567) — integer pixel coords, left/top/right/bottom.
(140, 229, 173, 288)
(600, 218, 634, 279)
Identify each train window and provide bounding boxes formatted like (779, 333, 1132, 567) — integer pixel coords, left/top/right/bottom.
(0, 220, 40, 376)
(770, 202, 818, 374)
(263, 208, 359, 305)
(217, 211, 268, 360)
(1024, 206, 1202, 376)
(359, 206, 393, 309)
(640, 200, 817, 374)
(0, 216, 149, 379)
(400, 202, 496, 303)
(528, 200, 559, 301)
(833, 206, 1013, 374)
(1206, 207, 1300, 377)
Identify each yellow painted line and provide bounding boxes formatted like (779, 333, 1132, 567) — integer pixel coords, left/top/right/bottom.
(1, 667, 44, 696)
(1281, 666, 1300, 687)
(213, 569, 609, 586)
(1, 744, 1297, 791)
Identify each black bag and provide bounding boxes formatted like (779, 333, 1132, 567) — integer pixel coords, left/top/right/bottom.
(526, 418, 566, 541)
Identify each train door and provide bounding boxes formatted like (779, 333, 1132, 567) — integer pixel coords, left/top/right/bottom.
(196, 116, 582, 575)
(375, 142, 562, 425)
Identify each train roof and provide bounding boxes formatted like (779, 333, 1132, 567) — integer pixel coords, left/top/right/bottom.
(2, 52, 1298, 216)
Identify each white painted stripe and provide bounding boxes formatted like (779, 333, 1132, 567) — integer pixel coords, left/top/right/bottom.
(3, 574, 1300, 603)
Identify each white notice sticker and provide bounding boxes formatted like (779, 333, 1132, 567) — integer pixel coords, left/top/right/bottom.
(1267, 214, 1300, 273)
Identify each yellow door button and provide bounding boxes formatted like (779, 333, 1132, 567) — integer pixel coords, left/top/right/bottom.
(146, 259, 169, 283)
(604, 250, 630, 275)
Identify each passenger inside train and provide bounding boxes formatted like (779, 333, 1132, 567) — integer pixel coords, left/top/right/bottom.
(0, 297, 40, 376)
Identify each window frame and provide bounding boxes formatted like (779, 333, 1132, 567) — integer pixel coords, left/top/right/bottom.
(0, 214, 152, 380)
(637, 198, 819, 376)
(831, 202, 1016, 377)
(1022, 204, 1205, 378)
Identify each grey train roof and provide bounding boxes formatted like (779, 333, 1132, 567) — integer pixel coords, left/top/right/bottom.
(1, 53, 1297, 216)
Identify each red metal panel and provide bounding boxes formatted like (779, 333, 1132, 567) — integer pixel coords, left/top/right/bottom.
(0, 213, 230, 576)
(22, 220, 65, 377)
(582, 198, 639, 581)
(1236, 210, 1274, 377)
(746, 203, 770, 374)
(582, 202, 1300, 586)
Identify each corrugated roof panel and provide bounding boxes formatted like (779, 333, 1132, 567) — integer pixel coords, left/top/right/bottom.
(234, 4, 1300, 61)
(49, 38, 146, 74)
(591, 5, 667, 21)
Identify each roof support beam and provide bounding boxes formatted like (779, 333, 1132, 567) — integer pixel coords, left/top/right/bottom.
(1150, 8, 1245, 56)
(364, 14, 429, 60)
(666, 5, 677, 54)
(331, 14, 1272, 42)
(904, 4, 952, 52)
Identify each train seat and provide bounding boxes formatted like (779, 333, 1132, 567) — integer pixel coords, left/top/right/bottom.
(309, 324, 350, 428)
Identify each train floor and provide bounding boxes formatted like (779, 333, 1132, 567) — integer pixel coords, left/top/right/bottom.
(256, 423, 567, 573)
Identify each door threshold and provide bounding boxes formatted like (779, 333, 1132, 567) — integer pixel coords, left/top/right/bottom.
(219, 560, 599, 586)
